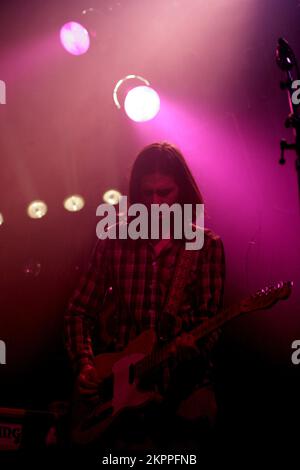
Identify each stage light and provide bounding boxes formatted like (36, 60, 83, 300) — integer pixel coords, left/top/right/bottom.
(103, 189, 122, 205)
(27, 201, 48, 219)
(0, 213, 3, 226)
(124, 86, 160, 122)
(60, 4, 125, 55)
(60, 21, 90, 55)
(63, 195, 85, 212)
(113, 76, 160, 122)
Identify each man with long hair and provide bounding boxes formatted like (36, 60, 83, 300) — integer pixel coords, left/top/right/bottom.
(65, 142, 225, 451)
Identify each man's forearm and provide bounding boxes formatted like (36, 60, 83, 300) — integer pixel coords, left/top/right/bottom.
(64, 309, 96, 375)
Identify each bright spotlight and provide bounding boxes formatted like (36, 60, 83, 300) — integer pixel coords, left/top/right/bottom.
(63, 195, 85, 212)
(0, 213, 3, 226)
(103, 189, 121, 205)
(124, 86, 160, 122)
(60, 21, 90, 55)
(27, 201, 48, 219)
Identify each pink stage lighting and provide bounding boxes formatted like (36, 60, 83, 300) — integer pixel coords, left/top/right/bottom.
(60, 21, 90, 56)
(124, 86, 160, 122)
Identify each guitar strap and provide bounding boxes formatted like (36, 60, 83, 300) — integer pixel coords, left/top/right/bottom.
(157, 244, 196, 341)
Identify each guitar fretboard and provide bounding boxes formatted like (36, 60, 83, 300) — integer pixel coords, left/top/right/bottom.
(134, 301, 242, 380)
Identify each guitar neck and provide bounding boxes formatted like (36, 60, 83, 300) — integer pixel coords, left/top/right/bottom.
(95, 280, 291, 398)
(191, 302, 242, 342)
(135, 301, 242, 380)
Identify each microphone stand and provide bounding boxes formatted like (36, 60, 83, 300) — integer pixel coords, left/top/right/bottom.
(276, 37, 300, 205)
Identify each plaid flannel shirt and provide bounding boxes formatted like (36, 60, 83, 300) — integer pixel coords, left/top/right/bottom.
(64, 226, 225, 383)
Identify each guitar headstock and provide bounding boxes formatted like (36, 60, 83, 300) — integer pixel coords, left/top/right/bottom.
(240, 280, 293, 313)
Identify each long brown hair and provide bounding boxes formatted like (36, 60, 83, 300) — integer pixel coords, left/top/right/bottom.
(129, 142, 204, 208)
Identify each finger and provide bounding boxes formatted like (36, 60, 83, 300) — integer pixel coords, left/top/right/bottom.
(87, 375, 100, 386)
(78, 388, 98, 396)
(78, 385, 99, 396)
(80, 372, 99, 386)
(83, 377, 99, 387)
(79, 378, 99, 390)
(79, 391, 100, 404)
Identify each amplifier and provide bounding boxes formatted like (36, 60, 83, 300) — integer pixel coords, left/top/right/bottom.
(0, 407, 54, 450)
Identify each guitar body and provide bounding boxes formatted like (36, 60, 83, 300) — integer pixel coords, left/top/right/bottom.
(71, 329, 161, 445)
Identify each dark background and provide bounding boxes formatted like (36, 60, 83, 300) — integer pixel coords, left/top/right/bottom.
(0, 0, 300, 446)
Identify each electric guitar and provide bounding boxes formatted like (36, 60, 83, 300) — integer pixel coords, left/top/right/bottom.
(71, 280, 293, 445)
